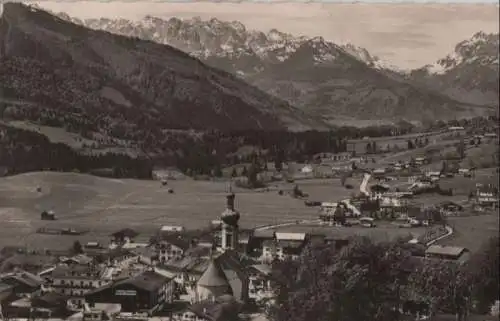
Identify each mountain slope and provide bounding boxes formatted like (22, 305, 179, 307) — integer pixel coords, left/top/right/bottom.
(56, 13, 495, 124)
(406, 32, 499, 106)
(0, 3, 326, 138)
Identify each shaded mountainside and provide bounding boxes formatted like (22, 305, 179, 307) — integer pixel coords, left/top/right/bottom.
(405, 32, 499, 107)
(0, 3, 327, 137)
(56, 12, 495, 124)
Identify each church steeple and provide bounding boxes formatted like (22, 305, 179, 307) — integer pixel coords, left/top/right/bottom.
(220, 190, 240, 252)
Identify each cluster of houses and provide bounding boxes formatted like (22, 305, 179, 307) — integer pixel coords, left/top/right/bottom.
(1, 182, 494, 321)
(1, 193, 348, 321)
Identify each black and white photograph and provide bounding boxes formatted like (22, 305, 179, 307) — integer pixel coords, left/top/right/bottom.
(0, 0, 498, 320)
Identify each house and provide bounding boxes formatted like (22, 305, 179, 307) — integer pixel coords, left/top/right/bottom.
(130, 247, 158, 266)
(110, 229, 139, 245)
(438, 201, 463, 216)
(424, 245, 470, 263)
(247, 264, 273, 301)
(414, 157, 426, 166)
(59, 254, 94, 266)
(300, 165, 313, 174)
(372, 168, 386, 179)
(476, 185, 499, 208)
(160, 225, 185, 233)
(30, 292, 69, 318)
(264, 232, 309, 261)
(0, 254, 56, 274)
(155, 237, 192, 263)
(85, 270, 175, 315)
(50, 264, 109, 306)
(331, 152, 351, 162)
(0, 270, 44, 297)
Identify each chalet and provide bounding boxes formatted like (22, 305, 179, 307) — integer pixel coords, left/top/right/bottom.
(85, 270, 175, 315)
(155, 237, 191, 263)
(425, 245, 470, 263)
(261, 232, 309, 262)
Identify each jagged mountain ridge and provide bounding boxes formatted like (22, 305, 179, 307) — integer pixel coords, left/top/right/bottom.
(0, 2, 327, 139)
(405, 32, 499, 106)
(55, 12, 383, 76)
(53, 11, 494, 124)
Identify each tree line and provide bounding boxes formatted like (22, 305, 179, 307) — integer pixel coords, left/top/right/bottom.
(269, 236, 499, 321)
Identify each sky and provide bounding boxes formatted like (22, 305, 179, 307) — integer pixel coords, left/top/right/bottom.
(5, 1, 500, 68)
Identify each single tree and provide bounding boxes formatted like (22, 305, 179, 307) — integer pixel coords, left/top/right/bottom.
(72, 240, 83, 254)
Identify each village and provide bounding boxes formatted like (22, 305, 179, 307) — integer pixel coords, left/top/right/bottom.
(0, 125, 498, 321)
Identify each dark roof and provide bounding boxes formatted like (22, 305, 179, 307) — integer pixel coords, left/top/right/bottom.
(0, 282, 14, 293)
(33, 291, 68, 306)
(1, 270, 44, 288)
(197, 260, 230, 288)
(51, 264, 102, 279)
(277, 240, 304, 249)
(0, 254, 55, 273)
(116, 270, 172, 292)
(130, 247, 157, 259)
(252, 229, 275, 239)
(158, 236, 191, 251)
(111, 228, 138, 238)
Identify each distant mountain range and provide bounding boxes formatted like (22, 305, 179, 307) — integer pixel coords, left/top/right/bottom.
(0, 2, 327, 136)
(54, 11, 497, 125)
(405, 32, 499, 106)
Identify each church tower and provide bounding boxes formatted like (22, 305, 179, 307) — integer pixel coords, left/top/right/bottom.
(220, 191, 240, 252)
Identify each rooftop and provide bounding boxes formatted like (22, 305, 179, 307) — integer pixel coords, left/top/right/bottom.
(197, 260, 230, 289)
(116, 270, 173, 292)
(425, 245, 467, 258)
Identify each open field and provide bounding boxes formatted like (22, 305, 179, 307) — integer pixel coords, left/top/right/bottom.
(437, 213, 499, 253)
(0, 172, 356, 250)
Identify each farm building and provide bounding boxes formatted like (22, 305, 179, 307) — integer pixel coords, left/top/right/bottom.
(40, 210, 56, 221)
(424, 245, 470, 263)
(159, 225, 185, 233)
